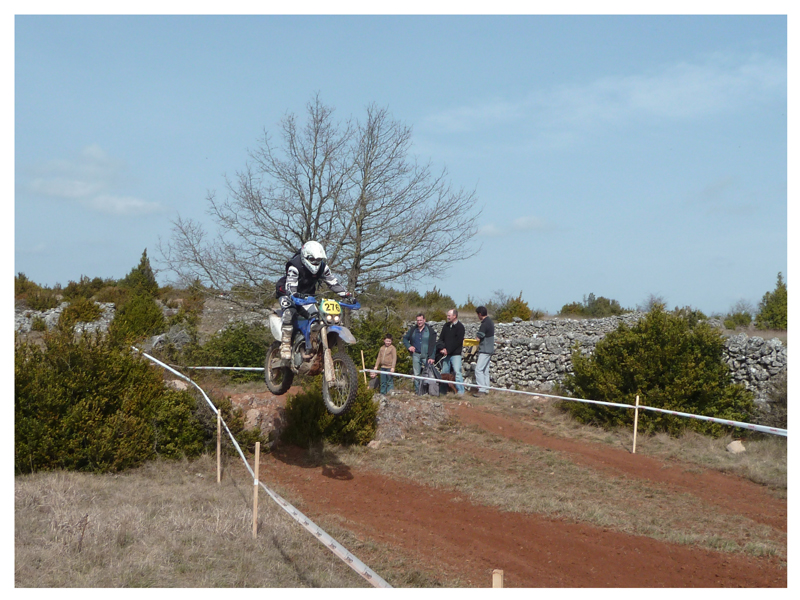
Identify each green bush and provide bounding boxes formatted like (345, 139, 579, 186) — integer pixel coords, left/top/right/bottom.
(494, 291, 533, 323)
(560, 293, 626, 318)
(92, 285, 132, 307)
(59, 296, 102, 327)
(108, 293, 167, 342)
(25, 289, 61, 311)
(31, 316, 47, 332)
(15, 328, 206, 474)
(458, 296, 477, 314)
(755, 272, 787, 330)
(15, 272, 41, 298)
(724, 311, 752, 330)
(281, 378, 377, 447)
(63, 275, 111, 300)
(182, 322, 271, 382)
(561, 305, 755, 437)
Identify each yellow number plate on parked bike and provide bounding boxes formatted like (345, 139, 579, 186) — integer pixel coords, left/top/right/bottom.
(322, 299, 341, 315)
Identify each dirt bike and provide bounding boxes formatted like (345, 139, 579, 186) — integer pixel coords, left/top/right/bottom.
(265, 294, 361, 415)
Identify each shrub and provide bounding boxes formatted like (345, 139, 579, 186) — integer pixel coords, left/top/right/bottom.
(724, 312, 752, 330)
(25, 289, 60, 312)
(15, 272, 41, 298)
(458, 296, 477, 313)
(182, 322, 271, 382)
(15, 328, 206, 474)
(561, 305, 755, 437)
(671, 305, 707, 328)
(281, 378, 377, 447)
(108, 293, 167, 342)
(755, 272, 787, 330)
(494, 291, 533, 323)
(92, 285, 131, 307)
(560, 293, 626, 318)
(31, 316, 47, 332)
(59, 297, 102, 327)
(63, 275, 111, 300)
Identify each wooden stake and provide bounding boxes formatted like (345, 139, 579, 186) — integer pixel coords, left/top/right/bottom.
(360, 350, 368, 384)
(492, 569, 504, 588)
(216, 411, 222, 484)
(632, 394, 640, 454)
(252, 442, 260, 539)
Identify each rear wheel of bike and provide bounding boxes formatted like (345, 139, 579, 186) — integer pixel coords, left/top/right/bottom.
(321, 351, 358, 415)
(264, 341, 294, 395)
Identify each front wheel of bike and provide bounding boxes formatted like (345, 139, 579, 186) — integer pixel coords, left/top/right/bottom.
(264, 341, 294, 395)
(321, 351, 358, 415)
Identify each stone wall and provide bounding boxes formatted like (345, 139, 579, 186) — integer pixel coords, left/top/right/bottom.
(424, 313, 786, 404)
(14, 302, 116, 335)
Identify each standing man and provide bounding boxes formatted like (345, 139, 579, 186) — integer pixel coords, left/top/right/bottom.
(437, 309, 465, 395)
(473, 306, 495, 396)
(402, 313, 437, 394)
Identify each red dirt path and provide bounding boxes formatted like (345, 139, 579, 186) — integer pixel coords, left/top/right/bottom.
(260, 405, 786, 588)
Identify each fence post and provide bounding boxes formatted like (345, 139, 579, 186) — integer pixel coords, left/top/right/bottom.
(217, 411, 222, 484)
(360, 350, 368, 384)
(492, 569, 504, 588)
(252, 441, 260, 539)
(632, 394, 640, 454)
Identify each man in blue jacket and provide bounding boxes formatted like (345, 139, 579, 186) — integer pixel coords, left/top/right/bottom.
(402, 313, 437, 394)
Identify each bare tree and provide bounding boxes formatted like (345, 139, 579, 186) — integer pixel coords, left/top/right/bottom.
(159, 95, 481, 309)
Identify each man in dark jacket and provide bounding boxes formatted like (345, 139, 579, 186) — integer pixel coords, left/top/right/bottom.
(473, 305, 495, 395)
(437, 309, 465, 394)
(402, 313, 437, 394)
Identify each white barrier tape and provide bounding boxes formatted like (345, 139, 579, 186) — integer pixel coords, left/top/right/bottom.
(132, 347, 391, 588)
(181, 366, 265, 371)
(637, 405, 787, 437)
(361, 368, 788, 437)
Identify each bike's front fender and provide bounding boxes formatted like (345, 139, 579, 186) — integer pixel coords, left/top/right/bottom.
(327, 325, 356, 344)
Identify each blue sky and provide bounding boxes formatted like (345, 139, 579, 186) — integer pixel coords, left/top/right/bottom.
(13, 10, 789, 316)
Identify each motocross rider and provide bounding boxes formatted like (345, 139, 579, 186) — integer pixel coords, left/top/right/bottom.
(277, 241, 354, 359)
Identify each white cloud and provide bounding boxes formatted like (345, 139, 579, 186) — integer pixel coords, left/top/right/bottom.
(512, 216, 546, 231)
(479, 215, 548, 237)
(424, 53, 785, 135)
(478, 223, 505, 237)
(25, 145, 163, 216)
(81, 195, 163, 216)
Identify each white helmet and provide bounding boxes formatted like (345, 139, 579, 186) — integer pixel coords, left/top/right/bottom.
(300, 240, 327, 275)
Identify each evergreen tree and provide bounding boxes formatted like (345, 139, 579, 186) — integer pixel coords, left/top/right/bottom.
(755, 272, 787, 330)
(121, 249, 159, 296)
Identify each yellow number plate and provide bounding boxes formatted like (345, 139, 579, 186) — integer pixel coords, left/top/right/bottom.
(322, 299, 341, 315)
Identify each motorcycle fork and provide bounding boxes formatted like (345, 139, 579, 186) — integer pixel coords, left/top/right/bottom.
(320, 326, 336, 385)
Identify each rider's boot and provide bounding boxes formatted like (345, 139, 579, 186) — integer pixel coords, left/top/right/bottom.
(280, 325, 293, 360)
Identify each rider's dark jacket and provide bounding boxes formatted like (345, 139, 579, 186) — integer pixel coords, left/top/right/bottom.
(282, 253, 346, 297)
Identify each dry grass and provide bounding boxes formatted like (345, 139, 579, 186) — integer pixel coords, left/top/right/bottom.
(456, 390, 787, 492)
(14, 455, 373, 588)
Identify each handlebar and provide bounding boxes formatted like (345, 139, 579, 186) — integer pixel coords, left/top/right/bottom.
(290, 294, 360, 310)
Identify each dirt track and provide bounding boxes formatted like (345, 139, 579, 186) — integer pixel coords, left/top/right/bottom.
(259, 405, 786, 588)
